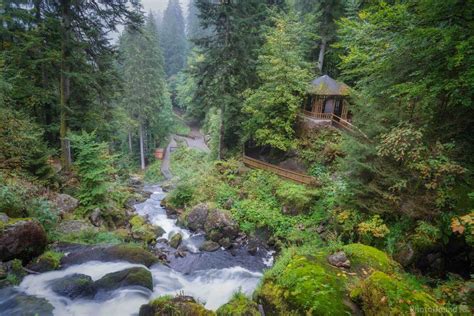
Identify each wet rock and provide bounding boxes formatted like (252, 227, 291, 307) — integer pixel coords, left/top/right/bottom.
(139, 295, 214, 316)
(169, 233, 183, 249)
(199, 240, 220, 252)
(218, 237, 232, 249)
(57, 219, 97, 235)
(204, 209, 239, 242)
(327, 251, 351, 269)
(153, 225, 166, 237)
(95, 267, 153, 291)
(247, 238, 259, 256)
(89, 208, 104, 227)
(50, 273, 96, 299)
(27, 252, 63, 273)
(0, 287, 54, 316)
(61, 244, 159, 268)
(187, 203, 209, 232)
(0, 212, 9, 223)
(0, 219, 47, 262)
(50, 193, 79, 215)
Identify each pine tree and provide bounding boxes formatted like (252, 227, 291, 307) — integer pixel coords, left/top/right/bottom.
(161, 0, 187, 77)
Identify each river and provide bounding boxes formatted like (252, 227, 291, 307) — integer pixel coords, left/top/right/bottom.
(2, 184, 273, 315)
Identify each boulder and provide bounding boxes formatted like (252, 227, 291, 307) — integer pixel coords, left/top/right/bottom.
(95, 267, 153, 292)
(89, 208, 104, 227)
(49, 273, 96, 299)
(199, 241, 220, 252)
(204, 209, 239, 243)
(186, 203, 209, 232)
(0, 213, 9, 223)
(50, 193, 79, 215)
(56, 219, 97, 235)
(327, 251, 351, 269)
(0, 219, 47, 262)
(0, 287, 54, 316)
(27, 251, 63, 273)
(169, 233, 183, 249)
(139, 295, 214, 316)
(61, 244, 159, 268)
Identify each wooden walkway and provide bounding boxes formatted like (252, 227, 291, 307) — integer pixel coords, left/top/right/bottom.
(242, 155, 316, 185)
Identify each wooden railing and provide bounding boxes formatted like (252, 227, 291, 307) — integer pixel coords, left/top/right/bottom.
(301, 110, 333, 120)
(243, 155, 317, 185)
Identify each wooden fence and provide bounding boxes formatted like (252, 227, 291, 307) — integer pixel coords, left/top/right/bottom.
(242, 155, 316, 185)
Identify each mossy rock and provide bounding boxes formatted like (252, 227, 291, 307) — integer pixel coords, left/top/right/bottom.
(217, 293, 260, 316)
(49, 273, 97, 299)
(27, 251, 64, 272)
(352, 271, 451, 315)
(343, 243, 399, 274)
(169, 232, 183, 249)
(130, 215, 160, 244)
(95, 267, 153, 291)
(257, 254, 350, 315)
(0, 287, 54, 315)
(139, 295, 215, 316)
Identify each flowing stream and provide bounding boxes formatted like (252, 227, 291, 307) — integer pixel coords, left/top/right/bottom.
(2, 184, 272, 315)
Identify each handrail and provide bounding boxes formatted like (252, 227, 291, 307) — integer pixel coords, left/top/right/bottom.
(243, 155, 317, 185)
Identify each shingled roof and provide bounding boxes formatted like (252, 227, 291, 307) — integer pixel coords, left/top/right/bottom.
(308, 75, 350, 96)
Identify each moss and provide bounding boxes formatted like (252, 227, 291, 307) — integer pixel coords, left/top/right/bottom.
(106, 244, 159, 267)
(33, 251, 64, 270)
(256, 281, 299, 316)
(130, 215, 157, 244)
(343, 243, 399, 274)
(353, 271, 452, 316)
(143, 295, 215, 316)
(95, 267, 153, 291)
(216, 292, 259, 316)
(258, 254, 350, 315)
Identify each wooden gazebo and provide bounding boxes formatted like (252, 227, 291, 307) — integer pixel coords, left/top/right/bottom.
(302, 75, 351, 121)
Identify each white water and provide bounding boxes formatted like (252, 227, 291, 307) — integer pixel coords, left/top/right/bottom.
(10, 184, 271, 315)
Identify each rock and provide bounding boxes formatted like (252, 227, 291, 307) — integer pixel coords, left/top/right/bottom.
(199, 240, 220, 252)
(95, 267, 153, 292)
(139, 295, 214, 316)
(218, 237, 232, 249)
(49, 273, 96, 299)
(50, 193, 79, 215)
(187, 203, 209, 232)
(56, 219, 97, 235)
(27, 251, 63, 273)
(169, 232, 183, 249)
(61, 244, 159, 268)
(247, 238, 259, 256)
(393, 242, 415, 267)
(204, 209, 239, 242)
(161, 181, 175, 192)
(0, 262, 6, 279)
(327, 251, 351, 269)
(0, 219, 47, 262)
(0, 213, 9, 223)
(129, 175, 143, 187)
(153, 225, 166, 238)
(0, 287, 54, 316)
(89, 208, 104, 227)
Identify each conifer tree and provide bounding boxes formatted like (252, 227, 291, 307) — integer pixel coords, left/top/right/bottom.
(161, 0, 187, 77)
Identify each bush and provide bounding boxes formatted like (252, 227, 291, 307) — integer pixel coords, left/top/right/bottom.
(57, 229, 123, 245)
(27, 198, 58, 236)
(167, 183, 194, 209)
(0, 182, 27, 218)
(144, 160, 164, 183)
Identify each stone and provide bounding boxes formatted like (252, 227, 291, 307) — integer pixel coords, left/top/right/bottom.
(153, 225, 166, 238)
(27, 252, 63, 273)
(327, 251, 351, 269)
(89, 208, 103, 227)
(393, 242, 415, 267)
(95, 267, 153, 292)
(56, 220, 97, 235)
(61, 244, 159, 268)
(139, 295, 214, 316)
(218, 237, 232, 249)
(199, 240, 220, 252)
(186, 203, 209, 232)
(0, 287, 54, 316)
(0, 219, 47, 262)
(169, 232, 183, 249)
(50, 193, 79, 215)
(0, 213, 9, 223)
(204, 209, 239, 242)
(49, 273, 97, 299)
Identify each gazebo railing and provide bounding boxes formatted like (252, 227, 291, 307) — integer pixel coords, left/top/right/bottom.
(301, 110, 333, 120)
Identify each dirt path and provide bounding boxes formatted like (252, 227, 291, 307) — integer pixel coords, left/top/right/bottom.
(161, 127, 210, 180)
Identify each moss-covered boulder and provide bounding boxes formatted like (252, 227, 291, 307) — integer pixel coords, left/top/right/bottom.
(27, 251, 63, 273)
(199, 240, 220, 252)
(95, 267, 153, 291)
(130, 215, 164, 244)
(352, 271, 451, 315)
(169, 232, 183, 249)
(343, 243, 399, 274)
(0, 219, 47, 262)
(49, 273, 97, 299)
(217, 293, 260, 316)
(257, 254, 351, 315)
(61, 244, 159, 267)
(139, 295, 215, 316)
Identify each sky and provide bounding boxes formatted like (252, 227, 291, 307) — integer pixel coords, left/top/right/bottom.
(141, 0, 190, 18)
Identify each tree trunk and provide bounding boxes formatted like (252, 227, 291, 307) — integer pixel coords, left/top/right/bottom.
(128, 132, 133, 153)
(60, 0, 71, 168)
(139, 124, 146, 170)
(317, 38, 327, 73)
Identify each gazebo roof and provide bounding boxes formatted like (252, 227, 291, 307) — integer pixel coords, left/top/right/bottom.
(308, 75, 350, 96)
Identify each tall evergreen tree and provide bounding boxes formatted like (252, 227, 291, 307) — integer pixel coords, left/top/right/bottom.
(161, 0, 187, 77)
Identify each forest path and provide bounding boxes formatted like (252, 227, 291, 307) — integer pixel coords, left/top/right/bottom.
(161, 125, 209, 180)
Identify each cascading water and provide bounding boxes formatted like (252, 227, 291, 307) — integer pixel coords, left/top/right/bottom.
(2, 184, 273, 315)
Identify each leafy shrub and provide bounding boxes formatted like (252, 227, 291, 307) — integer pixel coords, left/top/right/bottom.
(144, 160, 164, 183)
(0, 182, 27, 217)
(358, 215, 390, 244)
(411, 221, 441, 250)
(167, 183, 194, 209)
(70, 131, 115, 215)
(27, 198, 58, 235)
(275, 181, 319, 214)
(57, 229, 123, 245)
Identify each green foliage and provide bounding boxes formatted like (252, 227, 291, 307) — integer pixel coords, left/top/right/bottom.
(275, 181, 319, 214)
(167, 183, 195, 209)
(217, 292, 259, 316)
(26, 198, 58, 236)
(70, 131, 114, 215)
(411, 221, 441, 250)
(243, 11, 312, 151)
(0, 180, 27, 218)
(36, 251, 64, 270)
(144, 160, 164, 183)
(57, 229, 123, 245)
(343, 243, 399, 274)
